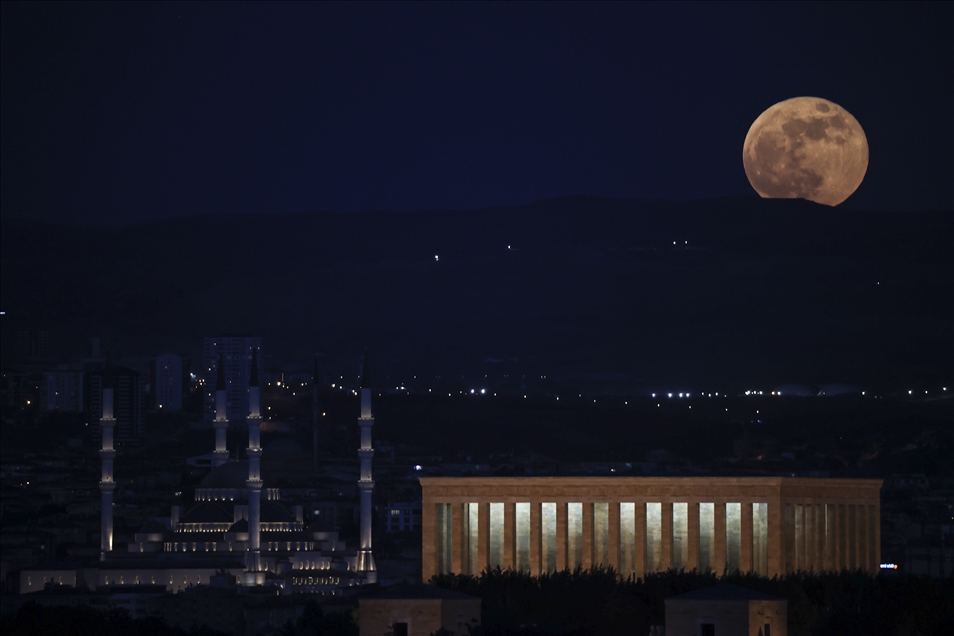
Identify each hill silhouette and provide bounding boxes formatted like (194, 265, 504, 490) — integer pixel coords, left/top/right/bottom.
(2, 195, 950, 389)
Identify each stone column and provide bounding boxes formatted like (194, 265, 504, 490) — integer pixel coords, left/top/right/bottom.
(608, 501, 620, 572)
(582, 502, 593, 569)
(529, 500, 541, 575)
(873, 502, 881, 573)
(503, 502, 515, 570)
(772, 499, 786, 577)
(451, 503, 463, 574)
(634, 502, 646, 578)
(714, 502, 726, 574)
(422, 501, 436, 581)
(661, 502, 672, 571)
(478, 501, 490, 574)
(556, 502, 567, 572)
(741, 502, 753, 573)
(687, 501, 699, 572)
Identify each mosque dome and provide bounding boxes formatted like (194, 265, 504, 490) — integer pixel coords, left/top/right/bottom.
(200, 461, 250, 489)
(818, 383, 863, 396)
(262, 438, 311, 478)
(774, 384, 814, 397)
(263, 438, 307, 457)
(181, 502, 233, 524)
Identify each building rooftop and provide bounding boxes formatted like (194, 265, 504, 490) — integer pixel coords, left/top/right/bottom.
(363, 583, 479, 601)
(667, 583, 782, 601)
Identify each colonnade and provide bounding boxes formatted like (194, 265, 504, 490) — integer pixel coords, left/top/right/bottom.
(420, 477, 882, 580)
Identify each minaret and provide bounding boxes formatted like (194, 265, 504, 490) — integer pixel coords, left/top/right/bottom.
(212, 354, 230, 468)
(311, 356, 320, 473)
(355, 351, 377, 582)
(99, 373, 117, 561)
(244, 349, 265, 586)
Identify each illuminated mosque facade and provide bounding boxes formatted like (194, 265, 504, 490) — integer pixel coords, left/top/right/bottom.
(420, 476, 882, 580)
(21, 354, 378, 594)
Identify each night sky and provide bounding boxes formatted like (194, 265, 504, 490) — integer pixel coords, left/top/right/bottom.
(2, 2, 951, 227)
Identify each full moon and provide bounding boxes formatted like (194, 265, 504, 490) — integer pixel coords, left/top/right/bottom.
(743, 97, 868, 206)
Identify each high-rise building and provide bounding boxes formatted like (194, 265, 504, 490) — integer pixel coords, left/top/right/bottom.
(202, 336, 263, 421)
(88, 367, 145, 444)
(153, 354, 184, 412)
(44, 365, 85, 412)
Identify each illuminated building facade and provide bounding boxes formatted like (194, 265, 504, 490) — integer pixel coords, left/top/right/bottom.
(88, 367, 144, 443)
(420, 477, 881, 580)
(202, 336, 263, 420)
(153, 354, 183, 412)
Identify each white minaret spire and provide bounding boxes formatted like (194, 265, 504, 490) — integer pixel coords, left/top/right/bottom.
(244, 348, 265, 586)
(99, 373, 117, 561)
(355, 350, 377, 581)
(212, 354, 230, 468)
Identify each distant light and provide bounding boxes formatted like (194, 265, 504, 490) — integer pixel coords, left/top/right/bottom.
(667, 393, 672, 398)
(414, 465, 422, 471)
(880, 563, 898, 570)
(652, 393, 656, 398)
(434, 255, 439, 261)
(908, 390, 912, 395)
(507, 245, 511, 249)
(480, 389, 486, 394)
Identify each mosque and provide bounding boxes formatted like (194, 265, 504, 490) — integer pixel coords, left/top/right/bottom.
(21, 353, 378, 594)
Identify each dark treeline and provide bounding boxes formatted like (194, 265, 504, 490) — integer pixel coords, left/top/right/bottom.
(430, 568, 954, 636)
(0, 602, 227, 636)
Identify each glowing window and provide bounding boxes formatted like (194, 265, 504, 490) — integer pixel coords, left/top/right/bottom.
(726, 503, 742, 572)
(645, 503, 662, 572)
(515, 503, 530, 573)
(619, 503, 636, 578)
(698, 503, 714, 572)
(753, 503, 768, 575)
(436, 503, 452, 574)
(593, 503, 609, 566)
(489, 503, 504, 569)
(463, 503, 479, 575)
(567, 503, 583, 569)
(541, 503, 557, 573)
(672, 503, 688, 570)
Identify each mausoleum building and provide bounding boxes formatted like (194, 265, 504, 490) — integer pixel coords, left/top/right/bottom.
(420, 476, 881, 580)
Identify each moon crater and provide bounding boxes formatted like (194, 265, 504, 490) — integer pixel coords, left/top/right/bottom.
(743, 97, 868, 206)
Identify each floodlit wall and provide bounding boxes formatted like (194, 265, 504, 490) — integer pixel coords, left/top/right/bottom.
(420, 477, 881, 580)
(665, 598, 788, 636)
